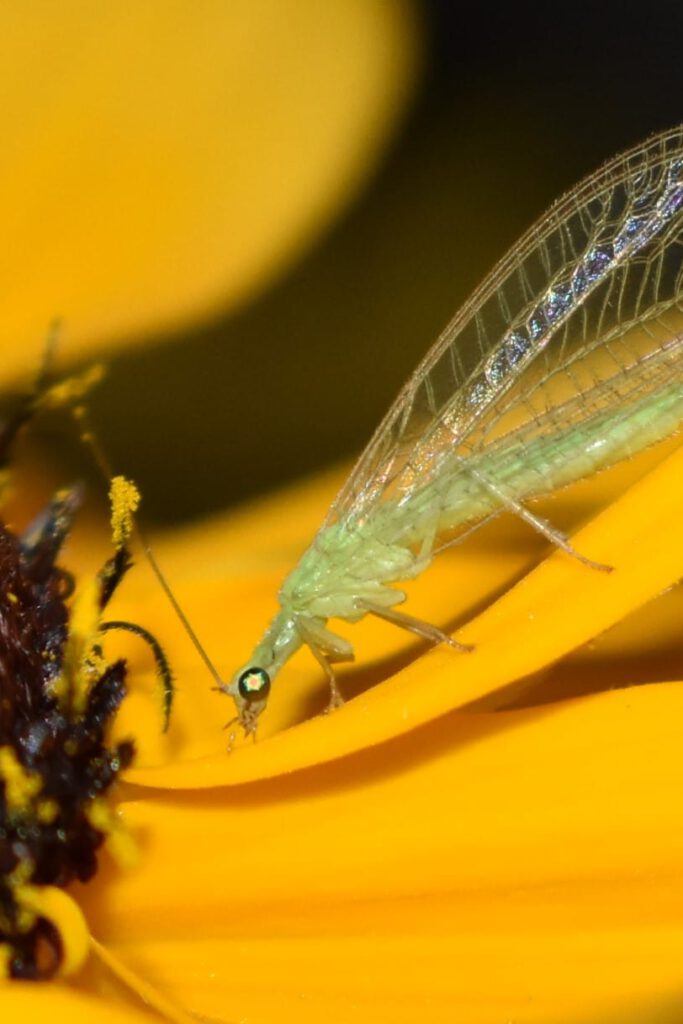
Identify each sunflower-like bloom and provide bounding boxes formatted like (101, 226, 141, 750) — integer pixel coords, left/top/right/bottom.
(3, 5, 683, 1024)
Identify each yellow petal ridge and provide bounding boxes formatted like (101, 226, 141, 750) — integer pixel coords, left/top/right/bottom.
(0, 747, 42, 812)
(90, 937, 203, 1024)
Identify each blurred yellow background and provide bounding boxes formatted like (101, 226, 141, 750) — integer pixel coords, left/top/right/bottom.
(3, 1, 683, 524)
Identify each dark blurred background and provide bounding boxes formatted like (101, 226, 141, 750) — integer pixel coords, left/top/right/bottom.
(72, 1, 683, 524)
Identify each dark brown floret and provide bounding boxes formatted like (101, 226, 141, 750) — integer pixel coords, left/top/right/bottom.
(0, 366, 174, 980)
(0, 498, 134, 980)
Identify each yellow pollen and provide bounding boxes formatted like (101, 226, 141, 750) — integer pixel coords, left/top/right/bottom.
(35, 364, 106, 412)
(86, 647, 107, 676)
(52, 579, 101, 716)
(0, 747, 42, 812)
(109, 475, 141, 548)
(8, 859, 34, 890)
(36, 798, 59, 824)
(14, 899, 37, 934)
(86, 798, 110, 832)
(86, 799, 138, 868)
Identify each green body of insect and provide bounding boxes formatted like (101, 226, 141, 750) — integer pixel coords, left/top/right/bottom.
(224, 126, 683, 735)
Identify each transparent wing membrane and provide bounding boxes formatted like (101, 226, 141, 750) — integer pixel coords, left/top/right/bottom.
(324, 127, 683, 552)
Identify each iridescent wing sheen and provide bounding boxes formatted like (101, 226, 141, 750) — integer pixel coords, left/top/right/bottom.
(324, 126, 683, 533)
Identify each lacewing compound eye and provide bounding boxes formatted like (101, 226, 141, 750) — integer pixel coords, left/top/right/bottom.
(215, 126, 683, 738)
(237, 667, 271, 703)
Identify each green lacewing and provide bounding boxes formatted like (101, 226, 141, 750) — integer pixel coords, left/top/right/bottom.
(222, 126, 683, 735)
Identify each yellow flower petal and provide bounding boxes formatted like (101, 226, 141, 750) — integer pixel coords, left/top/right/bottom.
(81, 681, 683, 1023)
(0, 982, 173, 1023)
(0, 0, 419, 376)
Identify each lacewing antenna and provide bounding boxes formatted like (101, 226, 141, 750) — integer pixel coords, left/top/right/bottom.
(71, 402, 225, 716)
(141, 541, 226, 692)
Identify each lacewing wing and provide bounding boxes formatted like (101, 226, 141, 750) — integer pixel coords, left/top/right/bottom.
(223, 126, 683, 735)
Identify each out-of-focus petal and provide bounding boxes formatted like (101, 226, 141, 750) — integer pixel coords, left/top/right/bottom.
(0, 0, 419, 377)
(84, 681, 683, 1024)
